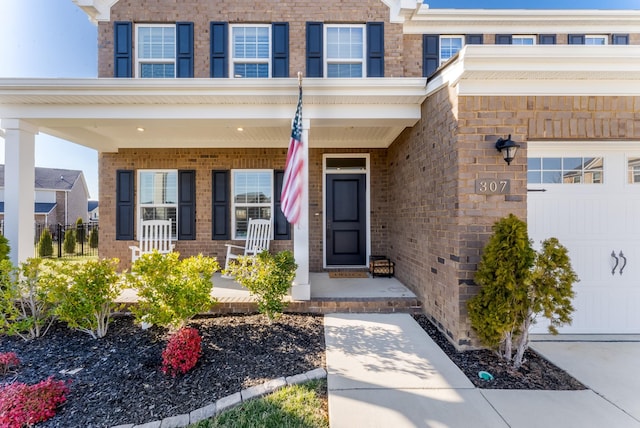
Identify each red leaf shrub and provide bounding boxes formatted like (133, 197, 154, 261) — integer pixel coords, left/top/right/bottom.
(0, 377, 69, 427)
(161, 327, 202, 376)
(0, 352, 20, 375)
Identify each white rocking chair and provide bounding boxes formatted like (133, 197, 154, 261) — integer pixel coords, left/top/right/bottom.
(223, 218, 272, 276)
(129, 220, 175, 262)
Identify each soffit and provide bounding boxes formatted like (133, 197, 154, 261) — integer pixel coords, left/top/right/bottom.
(0, 78, 427, 152)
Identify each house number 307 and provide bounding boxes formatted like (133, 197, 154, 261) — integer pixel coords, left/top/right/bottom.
(475, 179, 510, 194)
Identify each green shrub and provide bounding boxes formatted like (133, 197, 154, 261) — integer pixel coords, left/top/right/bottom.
(226, 250, 297, 320)
(0, 235, 10, 261)
(89, 227, 99, 249)
(38, 229, 54, 258)
(62, 229, 76, 255)
(0, 258, 58, 341)
(75, 217, 85, 243)
(51, 258, 122, 339)
(127, 251, 219, 330)
(468, 214, 577, 368)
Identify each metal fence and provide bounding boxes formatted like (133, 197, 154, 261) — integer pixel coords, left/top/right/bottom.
(34, 222, 99, 258)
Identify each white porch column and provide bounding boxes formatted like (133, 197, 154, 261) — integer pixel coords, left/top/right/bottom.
(2, 119, 37, 266)
(291, 119, 310, 300)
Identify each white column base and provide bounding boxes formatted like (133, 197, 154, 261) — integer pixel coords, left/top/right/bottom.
(291, 283, 311, 301)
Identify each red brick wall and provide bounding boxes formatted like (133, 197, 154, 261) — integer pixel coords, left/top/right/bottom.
(100, 147, 389, 272)
(98, 0, 406, 78)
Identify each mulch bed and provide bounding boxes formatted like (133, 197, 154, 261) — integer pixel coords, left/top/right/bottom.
(413, 314, 586, 390)
(0, 312, 586, 427)
(0, 314, 326, 428)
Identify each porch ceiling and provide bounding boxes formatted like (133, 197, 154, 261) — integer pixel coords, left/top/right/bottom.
(0, 78, 427, 152)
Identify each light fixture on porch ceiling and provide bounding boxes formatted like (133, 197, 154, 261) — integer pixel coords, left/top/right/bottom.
(495, 134, 520, 166)
(137, 127, 145, 132)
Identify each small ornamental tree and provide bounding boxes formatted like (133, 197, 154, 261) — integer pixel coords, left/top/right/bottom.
(89, 227, 99, 249)
(51, 258, 122, 339)
(63, 229, 76, 255)
(0, 258, 59, 341)
(127, 251, 219, 330)
(468, 214, 578, 368)
(38, 229, 54, 258)
(226, 250, 297, 320)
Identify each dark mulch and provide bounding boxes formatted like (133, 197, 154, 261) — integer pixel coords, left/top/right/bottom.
(0, 314, 326, 428)
(414, 314, 586, 390)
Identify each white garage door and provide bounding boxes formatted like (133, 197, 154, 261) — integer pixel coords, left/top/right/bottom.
(528, 143, 640, 334)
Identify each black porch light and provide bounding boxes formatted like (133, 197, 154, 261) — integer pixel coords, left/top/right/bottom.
(495, 134, 520, 165)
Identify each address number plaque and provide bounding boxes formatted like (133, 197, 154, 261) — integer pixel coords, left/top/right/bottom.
(475, 178, 510, 195)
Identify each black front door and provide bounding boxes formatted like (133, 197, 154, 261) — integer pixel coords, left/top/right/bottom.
(326, 174, 366, 266)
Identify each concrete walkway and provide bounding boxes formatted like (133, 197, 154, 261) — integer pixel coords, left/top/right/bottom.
(325, 313, 640, 428)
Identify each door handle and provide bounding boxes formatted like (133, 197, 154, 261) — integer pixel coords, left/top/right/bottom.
(619, 251, 627, 275)
(611, 250, 619, 276)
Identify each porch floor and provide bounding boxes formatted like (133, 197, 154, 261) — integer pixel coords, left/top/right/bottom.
(117, 272, 421, 314)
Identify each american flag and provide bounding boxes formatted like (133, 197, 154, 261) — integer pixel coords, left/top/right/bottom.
(281, 86, 303, 225)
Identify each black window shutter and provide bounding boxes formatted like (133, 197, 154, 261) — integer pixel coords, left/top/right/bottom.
(366, 22, 384, 77)
(568, 34, 585, 44)
(495, 34, 512, 44)
(274, 170, 291, 240)
(272, 23, 290, 78)
(178, 170, 196, 240)
(612, 34, 629, 45)
(465, 34, 483, 45)
(212, 170, 230, 240)
(116, 170, 134, 240)
(210, 22, 228, 78)
(114, 21, 132, 77)
(176, 22, 194, 78)
(422, 35, 439, 78)
(538, 34, 557, 45)
(306, 22, 323, 77)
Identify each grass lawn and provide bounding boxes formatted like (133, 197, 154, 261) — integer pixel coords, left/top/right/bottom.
(191, 379, 329, 428)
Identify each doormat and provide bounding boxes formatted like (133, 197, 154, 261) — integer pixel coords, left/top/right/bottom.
(328, 271, 369, 279)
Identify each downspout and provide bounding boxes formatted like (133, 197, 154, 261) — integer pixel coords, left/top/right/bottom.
(65, 191, 68, 226)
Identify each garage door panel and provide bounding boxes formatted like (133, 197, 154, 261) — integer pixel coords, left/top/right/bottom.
(529, 149, 640, 334)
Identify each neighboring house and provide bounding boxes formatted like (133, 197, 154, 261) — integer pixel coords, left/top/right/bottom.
(1, 1, 640, 347)
(0, 165, 90, 226)
(88, 200, 99, 222)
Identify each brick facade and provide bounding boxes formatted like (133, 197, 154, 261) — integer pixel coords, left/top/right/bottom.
(387, 92, 640, 348)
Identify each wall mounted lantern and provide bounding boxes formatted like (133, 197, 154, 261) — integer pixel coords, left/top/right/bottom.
(495, 134, 520, 165)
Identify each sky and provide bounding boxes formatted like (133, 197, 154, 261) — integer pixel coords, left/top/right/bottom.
(0, 0, 638, 200)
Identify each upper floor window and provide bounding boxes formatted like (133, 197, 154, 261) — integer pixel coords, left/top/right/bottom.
(325, 25, 365, 77)
(138, 170, 178, 238)
(528, 157, 604, 184)
(136, 24, 176, 78)
(231, 25, 271, 78)
(586, 35, 608, 45)
(232, 170, 273, 239)
(440, 36, 463, 65)
(512, 35, 536, 45)
(628, 157, 640, 184)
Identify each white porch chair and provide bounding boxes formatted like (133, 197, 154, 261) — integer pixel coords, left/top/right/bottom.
(223, 218, 272, 275)
(129, 220, 175, 262)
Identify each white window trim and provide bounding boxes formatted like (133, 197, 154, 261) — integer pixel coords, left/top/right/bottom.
(134, 24, 176, 78)
(229, 24, 272, 78)
(231, 169, 274, 240)
(439, 35, 464, 65)
(585, 35, 609, 45)
(137, 169, 178, 238)
(324, 24, 367, 78)
(512, 35, 536, 45)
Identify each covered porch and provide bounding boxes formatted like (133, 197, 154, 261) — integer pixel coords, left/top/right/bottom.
(117, 272, 421, 315)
